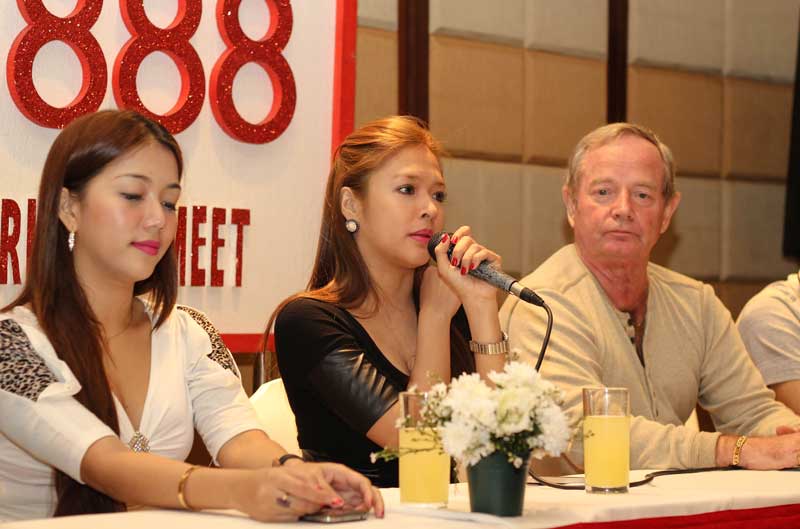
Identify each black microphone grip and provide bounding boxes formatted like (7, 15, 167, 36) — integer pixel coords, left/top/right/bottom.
(427, 231, 545, 306)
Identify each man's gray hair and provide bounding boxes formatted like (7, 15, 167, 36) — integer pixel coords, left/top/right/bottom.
(566, 123, 676, 199)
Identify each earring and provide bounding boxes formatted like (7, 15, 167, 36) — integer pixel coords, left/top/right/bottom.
(345, 219, 359, 233)
(67, 231, 75, 252)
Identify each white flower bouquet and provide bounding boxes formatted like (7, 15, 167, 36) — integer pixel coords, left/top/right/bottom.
(374, 361, 571, 468)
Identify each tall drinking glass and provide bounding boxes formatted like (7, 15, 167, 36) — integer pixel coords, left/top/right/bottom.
(582, 387, 630, 494)
(398, 392, 449, 506)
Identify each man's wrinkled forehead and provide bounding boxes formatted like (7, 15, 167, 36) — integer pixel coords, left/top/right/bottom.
(576, 135, 666, 187)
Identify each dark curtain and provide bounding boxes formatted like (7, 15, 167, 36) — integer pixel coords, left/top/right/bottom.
(783, 13, 800, 259)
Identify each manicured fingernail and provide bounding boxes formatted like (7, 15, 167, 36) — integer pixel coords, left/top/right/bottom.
(452, 236, 458, 244)
(461, 267, 467, 275)
(470, 264, 476, 271)
(330, 498, 344, 507)
(441, 234, 448, 244)
(451, 257, 458, 266)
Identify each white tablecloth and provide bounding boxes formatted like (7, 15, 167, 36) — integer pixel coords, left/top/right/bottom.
(5, 470, 800, 529)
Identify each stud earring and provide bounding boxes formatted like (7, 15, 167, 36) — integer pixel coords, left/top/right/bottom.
(345, 219, 360, 233)
(67, 231, 75, 252)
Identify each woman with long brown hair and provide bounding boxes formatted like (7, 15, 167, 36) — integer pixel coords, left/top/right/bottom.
(0, 110, 381, 522)
(270, 116, 508, 487)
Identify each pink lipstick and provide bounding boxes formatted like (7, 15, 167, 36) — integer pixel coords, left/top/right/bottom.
(409, 229, 433, 244)
(132, 240, 160, 256)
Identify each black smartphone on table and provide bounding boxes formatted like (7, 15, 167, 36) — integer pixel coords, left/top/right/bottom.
(300, 508, 369, 523)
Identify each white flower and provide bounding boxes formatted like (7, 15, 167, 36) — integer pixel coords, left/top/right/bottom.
(401, 361, 572, 467)
(532, 402, 570, 456)
(495, 387, 533, 435)
(440, 419, 481, 462)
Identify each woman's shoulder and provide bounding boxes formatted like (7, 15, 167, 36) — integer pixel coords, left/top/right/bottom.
(171, 304, 225, 347)
(172, 304, 219, 331)
(277, 297, 349, 327)
(170, 304, 238, 374)
(0, 307, 78, 401)
(0, 306, 49, 349)
(274, 297, 363, 356)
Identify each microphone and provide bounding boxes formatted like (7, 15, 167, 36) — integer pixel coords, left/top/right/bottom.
(427, 231, 545, 306)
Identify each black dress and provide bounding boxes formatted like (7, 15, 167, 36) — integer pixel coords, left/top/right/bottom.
(274, 297, 472, 487)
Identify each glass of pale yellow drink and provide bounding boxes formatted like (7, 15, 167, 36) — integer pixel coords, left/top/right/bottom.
(398, 392, 449, 507)
(582, 387, 630, 494)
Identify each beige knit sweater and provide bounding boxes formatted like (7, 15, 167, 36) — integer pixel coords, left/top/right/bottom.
(500, 245, 799, 473)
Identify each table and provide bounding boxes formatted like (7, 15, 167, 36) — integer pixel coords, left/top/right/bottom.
(5, 470, 800, 529)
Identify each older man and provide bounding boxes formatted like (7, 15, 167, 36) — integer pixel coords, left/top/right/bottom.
(500, 123, 800, 473)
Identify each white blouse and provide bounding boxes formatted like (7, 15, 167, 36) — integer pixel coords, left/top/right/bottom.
(0, 303, 265, 521)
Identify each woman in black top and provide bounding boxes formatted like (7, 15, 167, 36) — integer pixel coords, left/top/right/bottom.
(269, 116, 508, 487)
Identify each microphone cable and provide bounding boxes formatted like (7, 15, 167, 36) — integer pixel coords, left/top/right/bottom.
(530, 465, 800, 491)
(533, 301, 552, 372)
(527, 466, 751, 491)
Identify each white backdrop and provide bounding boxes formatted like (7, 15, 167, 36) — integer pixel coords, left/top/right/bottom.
(0, 0, 345, 339)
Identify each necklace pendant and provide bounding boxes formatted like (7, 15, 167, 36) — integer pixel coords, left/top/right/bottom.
(128, 431, 151, 452)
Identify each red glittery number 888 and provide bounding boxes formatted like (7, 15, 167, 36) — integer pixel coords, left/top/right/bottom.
(7, 0, 106, 128)
(210, 0, 296, 144)
(113, 0, 205, 133)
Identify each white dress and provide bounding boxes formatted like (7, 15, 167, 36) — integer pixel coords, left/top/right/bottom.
(0, 303, 266, 521)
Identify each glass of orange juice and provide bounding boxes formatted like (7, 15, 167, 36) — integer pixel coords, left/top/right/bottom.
(582, 387, 630, 494)
(398, 392, 449, 507)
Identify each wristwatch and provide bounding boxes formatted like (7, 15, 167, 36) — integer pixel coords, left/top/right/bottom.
(469, 332, 510, 355)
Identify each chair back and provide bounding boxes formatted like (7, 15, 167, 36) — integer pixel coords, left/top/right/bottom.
(250, 378, 301, 455)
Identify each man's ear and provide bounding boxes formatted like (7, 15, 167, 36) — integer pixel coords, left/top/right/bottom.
(562, 185, 576, 228)
(58, 187, 80, 233)
(659, 191, 681, 234)
(340, 186, 361, 222)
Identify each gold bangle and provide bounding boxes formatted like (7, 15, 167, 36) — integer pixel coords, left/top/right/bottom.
(178, 465, 199, 511)
(731, 435, 748, 466)
(469, 332, 510, 355)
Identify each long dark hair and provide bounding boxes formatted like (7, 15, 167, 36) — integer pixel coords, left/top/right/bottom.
(265, 115, 472, 377)
(4, 110, 183, 516)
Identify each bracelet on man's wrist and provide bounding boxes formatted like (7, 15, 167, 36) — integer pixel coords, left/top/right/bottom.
(731, 435, 748, 467)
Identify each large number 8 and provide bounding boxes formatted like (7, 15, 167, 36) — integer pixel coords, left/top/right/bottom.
(210, 0, 296, 144)
(114, 0, 205, 134)
(7, 0, 106, 128)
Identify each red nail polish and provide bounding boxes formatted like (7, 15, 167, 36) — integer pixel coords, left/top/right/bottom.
(330, 498, 344, 507)
(470, 264, 476, 271)
(451, 257, 458, 266)
(441, 234, 448, 244)
(461, 267, 467, 275)
(452, 236, 458, 244)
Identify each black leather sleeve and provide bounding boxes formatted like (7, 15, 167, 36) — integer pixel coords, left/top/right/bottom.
(275, 298, 402, 435)
(308, 347, 399, 434)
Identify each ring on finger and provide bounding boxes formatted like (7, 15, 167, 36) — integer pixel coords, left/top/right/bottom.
(276, 491, 291, 508)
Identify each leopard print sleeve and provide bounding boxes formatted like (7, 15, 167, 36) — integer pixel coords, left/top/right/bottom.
(176, 306, 239, 378)
(0, 319, 57, 402)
